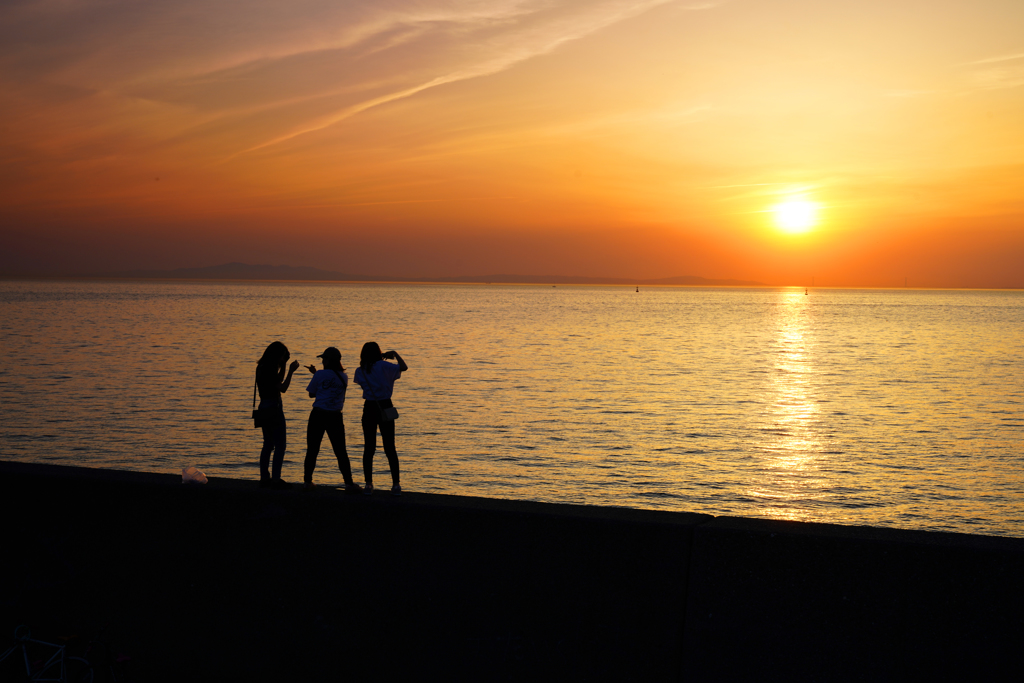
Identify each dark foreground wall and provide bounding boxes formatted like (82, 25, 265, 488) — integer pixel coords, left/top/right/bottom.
(2, 462, 1021, 682)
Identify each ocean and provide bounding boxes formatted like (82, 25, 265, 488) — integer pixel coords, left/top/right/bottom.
(1, 279, 1021, 537)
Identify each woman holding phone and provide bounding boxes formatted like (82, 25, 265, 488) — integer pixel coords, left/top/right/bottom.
(255, 341, 300, 489)
(353, 342, 408, 496)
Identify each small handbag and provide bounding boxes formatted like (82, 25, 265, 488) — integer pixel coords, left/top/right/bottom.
(251, 378, 263, 428)
(363, 364, 399, 422)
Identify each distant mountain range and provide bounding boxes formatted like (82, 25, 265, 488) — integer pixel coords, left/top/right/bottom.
(111, 262, 766, 287)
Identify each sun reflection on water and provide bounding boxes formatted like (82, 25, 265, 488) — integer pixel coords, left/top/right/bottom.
(4, 281, 1024, 536)
(748, 289, 834, 522)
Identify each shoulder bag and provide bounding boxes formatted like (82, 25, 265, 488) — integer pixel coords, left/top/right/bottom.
(363, 364, 399, 421)
(252, 377, 263, 428)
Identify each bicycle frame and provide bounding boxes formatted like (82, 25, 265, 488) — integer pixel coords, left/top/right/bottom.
(0, 626, 86, 682)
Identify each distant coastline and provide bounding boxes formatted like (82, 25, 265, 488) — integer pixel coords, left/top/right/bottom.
(8, 262, 769, 287)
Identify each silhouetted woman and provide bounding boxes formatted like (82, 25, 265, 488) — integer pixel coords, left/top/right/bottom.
(303, 346, 361, 493)
(256, 340, 300, 489)
(353, 342, 408, 496)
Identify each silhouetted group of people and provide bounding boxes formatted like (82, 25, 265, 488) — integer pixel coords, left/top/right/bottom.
(255, 340, 408, 496)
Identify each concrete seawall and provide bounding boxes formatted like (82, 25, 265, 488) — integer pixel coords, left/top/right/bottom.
(2, 461, 1021, 681)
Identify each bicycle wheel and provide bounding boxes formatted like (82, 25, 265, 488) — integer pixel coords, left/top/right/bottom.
(64, 656, 94, 682)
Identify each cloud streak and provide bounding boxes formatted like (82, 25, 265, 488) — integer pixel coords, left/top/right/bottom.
(966, 52, 1024, 66)
(2, 0, 688, 159)
(233, 0, 684, 153)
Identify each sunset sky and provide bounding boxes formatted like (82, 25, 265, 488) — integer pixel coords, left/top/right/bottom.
(2, 0, 1022, 286)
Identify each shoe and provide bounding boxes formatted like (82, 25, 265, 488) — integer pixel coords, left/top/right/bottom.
(363, 483, 374, 495)
(303, 481, 316, 491)
(259, 478, 272, 489)
(344, 482, 363, 494)
(391, 484, 402, 497)
(270, 478, 292, 490)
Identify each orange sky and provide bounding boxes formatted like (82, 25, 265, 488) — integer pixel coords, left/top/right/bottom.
(2, 0, 1023, 286)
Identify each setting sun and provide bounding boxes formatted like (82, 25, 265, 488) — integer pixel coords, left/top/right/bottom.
(1, 1, 1023, 288)
(773, 200, 819, 234)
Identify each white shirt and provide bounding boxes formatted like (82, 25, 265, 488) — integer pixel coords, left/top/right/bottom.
(353, 360, 402, 400)
(306, 369, 348, 411)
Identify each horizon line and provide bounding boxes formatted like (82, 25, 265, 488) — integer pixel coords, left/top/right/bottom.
(2, 273, 1022, 291)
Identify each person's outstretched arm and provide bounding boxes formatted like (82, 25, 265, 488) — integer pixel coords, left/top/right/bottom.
(280, 360, 300, 393)
(384, 350, 408, 372)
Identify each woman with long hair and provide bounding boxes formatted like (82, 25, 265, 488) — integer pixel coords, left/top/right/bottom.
(255, 340, 300, 489)
(353, 341, 408, 496)
(303, 346, 361, 493)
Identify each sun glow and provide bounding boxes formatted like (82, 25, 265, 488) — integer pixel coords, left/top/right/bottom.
(773, 199, 819, 234)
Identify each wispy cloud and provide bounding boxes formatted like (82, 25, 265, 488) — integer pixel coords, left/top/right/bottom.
(966, 52, 1024, 66)
(239, 75, 459, 155)
(234, 0, 685, 153)
(962, 51, 1024, 90)
(885, 89, 939, 98)
(2, 0, 721, 161)
(969, 65, 1024, 90)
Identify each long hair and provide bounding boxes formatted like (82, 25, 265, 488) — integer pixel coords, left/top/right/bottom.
(359, 341, 382, 377)
(257, 341, 289, 376)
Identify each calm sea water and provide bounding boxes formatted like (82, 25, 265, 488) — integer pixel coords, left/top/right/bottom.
(1, 280, 1022, 536)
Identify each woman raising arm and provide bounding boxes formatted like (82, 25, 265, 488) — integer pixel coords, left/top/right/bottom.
(255, 341, 300, 489)
(353, 342, 408, 496)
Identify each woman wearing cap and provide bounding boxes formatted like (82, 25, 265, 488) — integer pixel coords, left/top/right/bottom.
(303, 347, 361, 493)
(256, 341, 300, 489)
(353, 342, 408, 496)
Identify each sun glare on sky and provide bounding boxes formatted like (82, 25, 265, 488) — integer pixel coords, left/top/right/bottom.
(1, 1, 1023, 287)
(773, 199, 819, 234)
